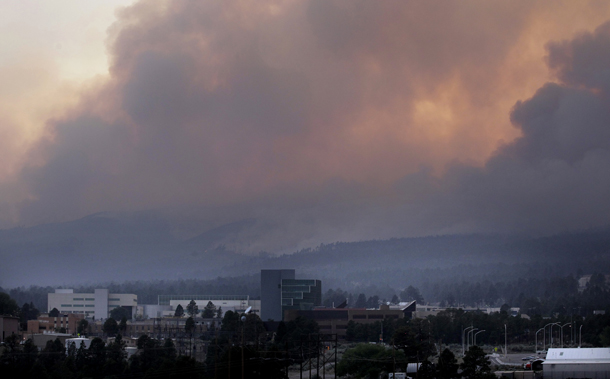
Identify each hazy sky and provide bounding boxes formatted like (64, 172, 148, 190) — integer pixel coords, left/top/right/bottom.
(2, 1, 610, 250)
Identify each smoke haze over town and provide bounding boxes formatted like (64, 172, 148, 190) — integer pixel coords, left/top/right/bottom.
(3, 1, 610, 286)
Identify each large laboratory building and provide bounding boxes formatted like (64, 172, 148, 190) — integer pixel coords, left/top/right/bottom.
(48, 289, 137, 320)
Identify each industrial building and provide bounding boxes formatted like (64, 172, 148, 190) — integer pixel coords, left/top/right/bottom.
(542, 347, 610, 378)
(284, 301, 416, 339)
(261, 269, 321, 321)
(154, 294, 260, 318)
(48, 289, 137, 320)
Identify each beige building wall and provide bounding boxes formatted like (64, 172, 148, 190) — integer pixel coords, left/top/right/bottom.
(48, 289, 137, 319)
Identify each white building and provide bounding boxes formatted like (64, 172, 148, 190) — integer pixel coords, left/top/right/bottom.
(543, 347, 610, 378)
(48, 289, 137, 320)
(65, 337, 91, 352)
(156, 295, 260, 318)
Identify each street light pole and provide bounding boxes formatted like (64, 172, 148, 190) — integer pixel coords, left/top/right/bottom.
(560, 323, 571, 348)
(241, 306, 252, 379)
(504, 324, 507, 358)
(474, 330, 485, 346)
(463, 326, 474, 356)
(580, 325, 583, 348)
(550, 323, 560, 349)
(536, 328, 544, 354)
(543, 322, 555, 351)
(467, 328, 478, 352)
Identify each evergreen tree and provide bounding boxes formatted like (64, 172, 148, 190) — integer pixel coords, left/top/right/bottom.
(337, 343, 405, 378)
(119, 316, 127, 333)
(202, 301, 216, 318)
(19, 302, 40, 329)
(400, 285, 425, 304)
(418, 359, 437, 379)
(110, 306, 131, 321)
(103, 318, 119, 337)
(0, 292, 20, 316)
(186, 300, 199, 318)
(461, 345, 494, 379)
(355, 293, 367, 308)
(174, 304, 185, 317)
(77, 319, 89, 335)
(437, 348, 459, 379)
(275, 321, 288, 343)
(185, 316, 195, 333)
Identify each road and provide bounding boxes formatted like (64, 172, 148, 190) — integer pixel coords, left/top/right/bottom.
(488, 352, 545, 367)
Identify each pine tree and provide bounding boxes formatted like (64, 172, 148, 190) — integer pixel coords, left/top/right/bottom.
(186, 300, 199, 318)
(202, 301, 216, 318)
(174, 304, 185, 317)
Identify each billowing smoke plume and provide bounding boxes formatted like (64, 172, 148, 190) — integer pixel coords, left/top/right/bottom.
(5, 1, 610, 252)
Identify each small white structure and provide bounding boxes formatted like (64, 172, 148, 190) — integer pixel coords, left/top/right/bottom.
(126, 346, 137, 358)
(542, 347, 610, 378)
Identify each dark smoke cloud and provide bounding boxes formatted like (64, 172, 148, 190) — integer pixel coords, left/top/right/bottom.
(11, 2, 610, 251)
(403, 21, 610, 236)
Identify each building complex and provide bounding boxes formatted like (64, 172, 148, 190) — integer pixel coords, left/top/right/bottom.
(48, 289, 137, 320)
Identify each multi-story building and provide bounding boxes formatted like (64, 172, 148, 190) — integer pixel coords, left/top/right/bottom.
(281, 279, 322, 313)
(261, 269, 321, 321)
(87, 317, 211, 339)
(27, 313, 85, 335)
(284, 302, 416, 339)
(48, 289, 137, 320)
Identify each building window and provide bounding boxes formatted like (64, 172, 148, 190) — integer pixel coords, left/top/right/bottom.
(85, 305, 94, 307)
(73, 305, 84, 307)
(109, 298, 121, 301)
(73, 298, 84, 301)
(368, 315, 383, 319)
(352, 315, 366, 319)
(85, 298, 95, 301)
(61, 304, 72, 307)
